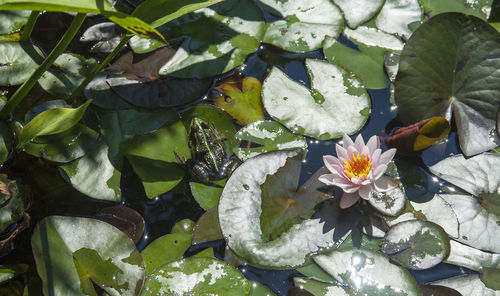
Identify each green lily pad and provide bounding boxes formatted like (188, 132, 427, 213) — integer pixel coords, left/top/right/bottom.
(59, 138, 122, 202)
(446, 240, 500, 272)
(0, 176, 25, 233)
(84, 72, 136, 110)
(189, 182, 223, 210)
(192, 207, 222, 244)
(293, 277, 348, 296)
(481, 267, 500, 291)
(0, 10, 30, 35)
(0, 264, 28, 283)
(313, 247, 421, 296)
(248, 281, 276, 296)
(141, 257, 250, 295)
(31, 216, 145, 296)
(0, 42, 43, 86)
(233, 120, 308, 161)
(18, 100, 91, 148)
(38, 53, 97, 98)
(262, 59, 370, 140)
(0, 122, 13, 165)
(140, 233, 192, 275)
(332, 0, 385, 29)
(375, 0, 423, 39)
(431, 274, 500, 296)
(394, 12, 500, 156)
(213, 76, 265, 125)
(420, 285, 463, 296)
(410, 194, 460, 239)
(419, 0, 492, 19)
(381, 220, 450, 270)
(368, 178, 407, 217)
(171, 218, 195, 234)
(296, 264, 335, 284)
(130, 0, 265, 78)
(24, 123, 99, 163)
(343, 26, 404, 51)
(256, 0, 343, 52)
(80, 22, 121, 53)
(323, 36, 389, 89)
(219, 149, 334, 269)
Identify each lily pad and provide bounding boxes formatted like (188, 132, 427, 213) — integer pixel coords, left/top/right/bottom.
(323, 36, 389, 89)
(256, 0, 343, 52)
(368, 178, 407, 216)
(0, 264, 28, 283)
(262, 59, 370, 140)
(343, 26, 404, 51)
(192, 207, 222, 244)
(381, 220, 450, 270)
(171, 218, 196, 234)
(140, 233, 192, 275)
(431, 274, 500, 296)
(219, 149, 334, 269)
(411, 194, 460, 239)
(375, 0, 423, 39)
(141, 257, 250, 295)
(233, 120, 308, 161)
(248, 281, 276, 296)
(0, 176, 25, 233)
(0, 122, 13, 165)
(31, 216, 145, 296)
(394, 12, 500, 156)
(189, 182, 223, 210)
(95, 206, 145, 244)
(84, 72, 136, 110)
(446, 240, 500, 272)
(332, 0, 385, 29)
(481, 267, 500, 291)
(130, 0, 265, 78)
(80, 22, 122, 53)
(293, 277, 348, 296)
(0, 42, 43, 86)
(0, 10, 30, 35)
(313, 247, 421, 296)
(213, 76, 265, 125)
(419, 0, 492, 19)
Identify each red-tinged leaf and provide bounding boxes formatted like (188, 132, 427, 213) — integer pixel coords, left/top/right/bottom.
(385, 117, 450, 152)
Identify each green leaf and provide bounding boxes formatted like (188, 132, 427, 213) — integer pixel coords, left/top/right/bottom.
(132, 0, 224, 28)
(121, 120, 190, 198)
(381, 220, 450, 270)
(332, 0, 385, 29)
(394, 13, 500, 156)
(171, 218, 195, 234)
(59, 138, 122, 202)
(256, 0, 343, 52)
(262, 59, 370, 140)
(248, 282, 276, 296)
(233, 120, 308, 162)
(0, 264, 28, 283)
(420, 285, 463, 296)
(192, 207, 222, 244)
(219, 149, 334, 269)
(0, 42, 43, 86)
(189, 182, 223, 211)
(323, 36, 389, 89)
(419, 0, 492, 19)
(0, 176, 26, 233)
(375, 0, 423, 39)
(480, 267, 500, 291)
(314, 248, 421, 296)
(38, 53, 97, 98)
(446, 240, 500, 272)
(296, 264, 335, 284)
(343, 26, 404, 51)
(213, 77, 265, 125)
(431, 274, 499, 296)
(0, 10, 30, 34)
(293, 277, 348, 296)
(0, 122, 12, 165)
(409, 194, 460, 239)
(141, 257, 250, 295)
(429, 153, 500, 252)
(368, 178, 407, 217)
(80, 22, 121, 53)
(0, 0, 166, 41)
(31, 216, 145, 296)
(18, 99, 91, 148)
(132, 0, 265, 78)
(140, 233, 192, 276)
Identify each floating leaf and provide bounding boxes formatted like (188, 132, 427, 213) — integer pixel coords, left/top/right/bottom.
(375, 0, 423, 39)
(141, 257, 250, 295)
(31, 216, 145, 296)
(296, 264, 335, 284)
(219, 149, 334, 269)
(140, 233, 192, 275)
(256, 0, 343, 52)
(385, 117, 450, 152)
(323, 36, 389, 89)
(332, 0, 385, 29)
(411, 194, 460, 239)
(395, 13, 500, 156)
(213, 76, 265, 125)
(0, 264, 28, 283)
(38, 53, 97, 98)
(171, 218, 195, 234)
(262, 59, 370, 140)
(343, 26, 404, 51)
(446, 240, 500, 272)
(192, 207, 222, 244)
(0, 10, 30, 35)
(96, 206, 145, 244)
(18, 100, 91, 148)
(233, 120, 308, 161)
(313, 247, 421, 295)
(0, 176, 25, 233)
(80, 22, 122, 53)
(0, 122, 12, 165)
(189, 182, 223, 211)
(293, 277, 348, 296)
(84, 72, 136, 110)
(248, 281, 276, 296)
(381, 220, 450, 270)
(368, 178, 407, 216)
(431, 274, 500, 296)
(419, 0, 492, 19)
(0, 42, 42, 86)
(130, 0, 265, 78)
(420, 285, 463, 296)
(481, 267, 500, 291)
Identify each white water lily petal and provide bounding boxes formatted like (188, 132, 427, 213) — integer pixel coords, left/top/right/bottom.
(366, 135, 379, 154)
(358, 185, 372, 200)
(340, 192, 361, 209)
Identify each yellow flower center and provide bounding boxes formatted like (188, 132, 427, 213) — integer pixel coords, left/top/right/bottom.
(344, 153, 372, 179)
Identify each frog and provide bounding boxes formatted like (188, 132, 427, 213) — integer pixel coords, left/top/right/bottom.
(176, 117, 240, 184)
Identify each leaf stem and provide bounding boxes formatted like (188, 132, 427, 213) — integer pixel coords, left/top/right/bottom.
(0, 13, 87, 121)
(20, 11, 41, 42)
(68, 35, 131, 101)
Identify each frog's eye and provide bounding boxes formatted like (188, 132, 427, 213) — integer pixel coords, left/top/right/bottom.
(224, 96, 233, 103)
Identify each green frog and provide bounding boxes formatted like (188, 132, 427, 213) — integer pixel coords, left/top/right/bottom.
(177, 118, 240, 184)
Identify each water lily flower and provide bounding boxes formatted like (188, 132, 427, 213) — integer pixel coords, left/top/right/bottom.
(319, 134, 397, 209)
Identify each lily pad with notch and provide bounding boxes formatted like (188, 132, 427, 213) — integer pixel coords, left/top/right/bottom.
(0, 42, 43, 86)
